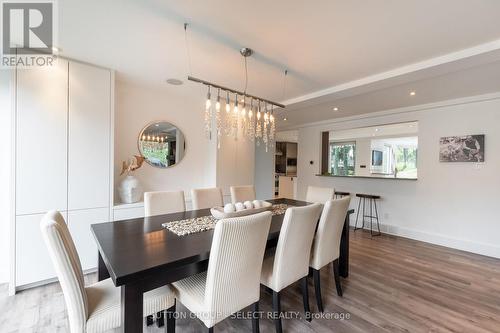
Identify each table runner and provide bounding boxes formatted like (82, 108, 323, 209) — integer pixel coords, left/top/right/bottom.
(162, 203, 290, 236)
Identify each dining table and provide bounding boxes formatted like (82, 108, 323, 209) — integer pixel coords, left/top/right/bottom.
(91, 198, 354, 333)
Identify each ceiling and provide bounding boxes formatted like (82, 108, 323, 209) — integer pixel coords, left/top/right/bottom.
(373, 137, 418, 148)
(329, 121, 418, 141)
(58, 0, 500, 126)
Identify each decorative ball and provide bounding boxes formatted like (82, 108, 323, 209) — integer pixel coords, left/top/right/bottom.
(253, 200, 262, 208)
(224, 203, 235, 213)
(235, 202, 245, 211)
(244, 201, 254, 209)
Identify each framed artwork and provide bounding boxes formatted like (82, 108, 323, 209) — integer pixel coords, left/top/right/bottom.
(439, 134, 485, 162)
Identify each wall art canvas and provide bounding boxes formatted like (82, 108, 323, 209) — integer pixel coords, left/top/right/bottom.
(439, 134, 485, 162)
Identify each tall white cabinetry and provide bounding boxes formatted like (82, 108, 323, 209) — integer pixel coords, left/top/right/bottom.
(13, 59, 113, 291)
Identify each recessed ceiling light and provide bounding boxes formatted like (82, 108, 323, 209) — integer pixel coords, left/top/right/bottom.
(155, 124, 159, 127)
(410, 91, 416, 96)
(283, 117, 287, 121)
(166, 78, 183, 85)
(333, 107, 339, 111)
(375, 128, 379, 132)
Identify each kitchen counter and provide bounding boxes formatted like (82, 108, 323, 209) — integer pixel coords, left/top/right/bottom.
(316, 173, 417, 181)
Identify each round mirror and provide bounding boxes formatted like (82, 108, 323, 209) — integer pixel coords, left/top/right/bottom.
(138, 121, 186, 168)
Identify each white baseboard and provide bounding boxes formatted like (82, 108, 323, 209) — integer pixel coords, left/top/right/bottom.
(351, 220, 500, 259)
(14, 268, 97, 293)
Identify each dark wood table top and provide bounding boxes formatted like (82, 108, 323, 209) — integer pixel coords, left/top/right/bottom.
(91, 198, 310, 286)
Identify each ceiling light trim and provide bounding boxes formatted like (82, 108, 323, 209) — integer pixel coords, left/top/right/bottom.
(281, 39, 500, 106)
(279, 91, 500, 131)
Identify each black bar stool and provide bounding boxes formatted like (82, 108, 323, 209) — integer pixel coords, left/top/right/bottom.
(354, 194, 381, 236)
(334, 191, 350, 199)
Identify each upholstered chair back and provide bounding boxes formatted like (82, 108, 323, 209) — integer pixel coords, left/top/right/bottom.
(191, 187, 224, 210)
(144, 190, 185, 217)
(310, 197, 351, 270)
(40, 211, 88, 333)
(306, 186, 335, 204)
(230, 185, 256, 204)
(270, 204, 322, 291)
(204, 211, 272, 327)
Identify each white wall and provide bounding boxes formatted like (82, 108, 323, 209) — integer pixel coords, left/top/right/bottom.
(114, 80, 217, 203)
(215, 125, 255, 203)
(355, 137, 371, 176)
(0, 70, 13, 283)
(254, 143, 275, 200)
(297, 94, 500, 258)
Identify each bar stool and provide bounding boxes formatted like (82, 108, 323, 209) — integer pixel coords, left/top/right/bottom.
(334, 191, 350, 199)
(354, 194, 381, 236)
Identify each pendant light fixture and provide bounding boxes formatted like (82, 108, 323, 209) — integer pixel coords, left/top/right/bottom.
(184, 24, 285, 151)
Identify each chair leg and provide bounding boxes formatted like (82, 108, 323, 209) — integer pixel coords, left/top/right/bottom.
(374, 199, 381, 236)
(252, 301, 260, 333)
(370, 198, 374, 236)
(333, 259, 343, 297)
(156, 311, 165, 327)
(354, 197, 362, 230)
(146, 315, 154, 326)
(272, 291, 283, 333)
(362, 197, 366, 229)
(208, 327, 214, 333)
(165, 302, 176, 333)
(308, 266, 313, 278)
(301, 276, 311, 322)
(312, 269, 324, 313)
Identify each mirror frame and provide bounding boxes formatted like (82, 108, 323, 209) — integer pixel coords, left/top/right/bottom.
(137, 120, 187, 169)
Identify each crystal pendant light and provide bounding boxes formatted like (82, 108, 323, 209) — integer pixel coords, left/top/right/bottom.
(215, 89, 222, 149)
(269, 111, 275, 147)
(263, 103, 269, 152)
(247, 98, 255, 140)
(232, 93, 239, 139)
(240, 96, 247, 137)
(255, 101, 262, 145)
(182, 25, 286, 152)
(224, 91, 232, 136)
(204, 86, 212, 139)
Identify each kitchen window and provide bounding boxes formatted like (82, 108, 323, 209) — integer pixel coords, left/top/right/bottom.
(329, 142, 356, 176)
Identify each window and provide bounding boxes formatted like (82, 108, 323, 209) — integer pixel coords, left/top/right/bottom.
(394, 145, 418, 178)
(329, 142, 356, 176)
(370, 137, 418, 178)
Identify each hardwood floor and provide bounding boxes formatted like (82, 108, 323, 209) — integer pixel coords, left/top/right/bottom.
(2, 230, 500, 332)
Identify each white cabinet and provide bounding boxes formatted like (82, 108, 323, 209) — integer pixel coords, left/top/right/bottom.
(13, 60, 113, 290)
(278, 176, 297, 200)
(113, 202, 145, 221)
(68, 208, 109, 271)
(68, 62, 111, 210)
(16, 212, 67, 286)
(16, 60, 69, 215)
(113, 207, 144, 221)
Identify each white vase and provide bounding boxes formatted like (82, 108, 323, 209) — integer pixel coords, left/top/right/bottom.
(118, 175, 143, 204)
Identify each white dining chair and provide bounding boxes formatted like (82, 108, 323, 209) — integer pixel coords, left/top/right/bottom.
(260, 203, 322, 333)
(144, 190, 186, 217)
(169, 211, 272, 333)
(305, 186, 335, 204)
(191, 187, 224, 210)
(310, 197, 351, 312)
(230, 185, 256, 204)
(40, 210, 175, 333)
